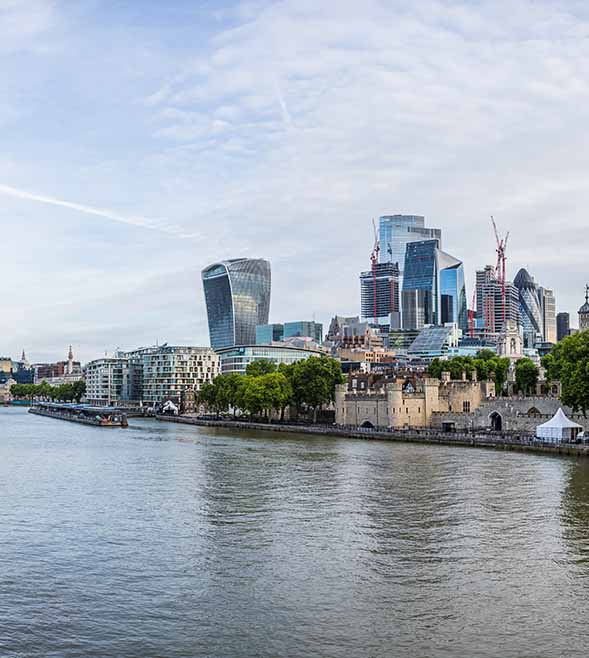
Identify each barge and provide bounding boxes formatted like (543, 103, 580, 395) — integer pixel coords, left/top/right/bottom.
(29, 402, 128, 428)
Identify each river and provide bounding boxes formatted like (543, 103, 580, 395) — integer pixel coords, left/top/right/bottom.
(1, 406, 588, 658)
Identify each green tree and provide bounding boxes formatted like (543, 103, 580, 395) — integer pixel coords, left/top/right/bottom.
(290, 356, 344, 422)
(246, 360, 277, 377)
(260, 371, 292, 420)
(515, 358, 539, 396)
(541, 352, 558, 382)
(549, 332, 589, 414)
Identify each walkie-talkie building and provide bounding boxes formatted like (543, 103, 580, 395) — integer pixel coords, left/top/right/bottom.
(202, 258, 271, 351)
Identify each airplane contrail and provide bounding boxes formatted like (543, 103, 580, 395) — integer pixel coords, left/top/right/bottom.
(0, 183, 196, 239)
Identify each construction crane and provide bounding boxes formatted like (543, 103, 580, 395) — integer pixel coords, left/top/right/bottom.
(491, 215, 510, 325)
(370, 218, 380, 324)
(468, 285, 477, 338)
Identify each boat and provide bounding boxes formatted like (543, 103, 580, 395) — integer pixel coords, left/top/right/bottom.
(29, 402, 128, 428)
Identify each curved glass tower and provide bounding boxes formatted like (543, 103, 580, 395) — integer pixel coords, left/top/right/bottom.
(202, 259, 271, 351)
(514, 268, 542, 347)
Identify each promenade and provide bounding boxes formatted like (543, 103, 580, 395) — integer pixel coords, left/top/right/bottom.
(155, 415, 589, 459)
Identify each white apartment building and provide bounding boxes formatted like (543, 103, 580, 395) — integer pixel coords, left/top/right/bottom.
(84, 357, 129, 405)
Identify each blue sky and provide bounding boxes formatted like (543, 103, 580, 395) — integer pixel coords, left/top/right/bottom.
(2, 0, 589, 362)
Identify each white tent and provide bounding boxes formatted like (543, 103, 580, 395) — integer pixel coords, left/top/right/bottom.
(536, 408, 582, 444)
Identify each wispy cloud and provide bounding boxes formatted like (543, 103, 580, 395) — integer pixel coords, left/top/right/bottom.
(0, 183, 199, 239)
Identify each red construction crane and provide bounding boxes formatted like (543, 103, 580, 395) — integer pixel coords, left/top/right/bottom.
(370, 218, 380, 323)
(491, 215, 510, 325)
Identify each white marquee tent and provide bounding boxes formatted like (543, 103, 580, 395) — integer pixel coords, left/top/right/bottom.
(536, 408, 582, 444)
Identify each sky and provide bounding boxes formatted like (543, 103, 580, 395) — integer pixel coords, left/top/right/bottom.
(2, 0, 589, 363)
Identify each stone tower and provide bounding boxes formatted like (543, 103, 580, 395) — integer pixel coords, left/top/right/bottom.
(579, 285, 589, 332)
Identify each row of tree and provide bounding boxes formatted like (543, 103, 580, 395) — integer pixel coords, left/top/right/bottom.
(10, 381, 86, 403)
(198, 356, 345, 422)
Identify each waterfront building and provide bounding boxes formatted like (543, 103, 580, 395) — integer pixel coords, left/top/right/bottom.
(256, 324, 285, 344)
(557, 312, 570, 342)
(335, 373, 495, 429)
(401, 240, 467, 331)
(141, 346, 219, 404)
(360, 262, 400, 328)
(202, 258, 271, 351)
(579, 285, 589, 331)
(326, 316, 385, 351)
(475, 265, 519, 339)
(84, 357, 129, 405)
(216, 344, 324, 375)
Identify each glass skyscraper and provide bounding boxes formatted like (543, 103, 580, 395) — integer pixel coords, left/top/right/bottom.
(514, 268, 543, 347)
(202, 258, 271, 351)
(378, 215, 442, 326)
(402, 240, 467, 331)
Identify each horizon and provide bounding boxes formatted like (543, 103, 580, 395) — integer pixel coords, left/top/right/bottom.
(3, 0, 589, 362)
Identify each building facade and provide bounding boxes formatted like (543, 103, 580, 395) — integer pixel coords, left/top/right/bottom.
(557, 312, 570, 342)
(256, 324, 285, 344)
(216, 344, 324, 375)
(514, 268, 543, 347)
(475, 266, 519, 339)
(360, 261, 400, 327)
(202, 258, 271, 350)
(401, 240, 467, 331)
(84, 357, 129, 405)
(335, 374, 495, 429)
(142, 346, 220, 403)
(539, 287, 557, 344)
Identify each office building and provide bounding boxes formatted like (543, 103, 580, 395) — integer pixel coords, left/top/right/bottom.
(475, 266, 519, 339)
(284, 321, 323, 343)
(557, 312, 570, 342)
(539, 287, 557, 344)
(202, 258, 271, 350)
(514, 268, 543, 347)
(360, 262, 400, 327)
(256, 324, 285, 344)
(401, 240, 467, 331)
(216, 344, 324, 375)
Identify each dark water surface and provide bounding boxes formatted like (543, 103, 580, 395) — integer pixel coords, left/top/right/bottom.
(1, 407, 589, 658)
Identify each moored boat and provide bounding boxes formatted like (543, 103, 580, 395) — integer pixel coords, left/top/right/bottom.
(29, 402, 128, 428)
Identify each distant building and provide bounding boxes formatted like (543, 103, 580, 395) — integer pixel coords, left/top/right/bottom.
(85, 357, 129, 405)
(514, 268, 543, 347)
(360, 262, 400, 328)
(475, 265, 519, 339)
(202, 258, 271, 350)
(579, 286, 589, 332)
(216, 344, 324, 375)
(557, 312, 570, 342)
(539, 287, 556, 344)
(33, 346, 82, 386)
(256, 324, 285, 344)
(284, 321, 323, 343)
(407, 324, 460, 359)
(0, 351, 34, 385)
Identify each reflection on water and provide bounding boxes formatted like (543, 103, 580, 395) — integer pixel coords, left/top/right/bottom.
(1, 407, 589, 658)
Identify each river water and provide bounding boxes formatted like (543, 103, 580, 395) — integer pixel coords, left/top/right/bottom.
(1, 407, 589, 658)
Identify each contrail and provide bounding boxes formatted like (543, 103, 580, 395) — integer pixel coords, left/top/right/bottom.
(274, 79, 292, 126)
(0, 183, 195, 238)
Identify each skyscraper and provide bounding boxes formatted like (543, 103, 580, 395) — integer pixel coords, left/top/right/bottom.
(514, 268, 543, 347)
(360, 261, 400, 328)
(475, 265, 519, 338)
(401, 240, 467, 331)
(556, 312, 570, 342)
(539, 287, 556, 344)
(202, 258, 271, 350)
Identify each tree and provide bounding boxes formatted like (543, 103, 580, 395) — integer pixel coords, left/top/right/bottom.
(515, 358, 539, 396)
(290, 356, 344, 422)
(541, 352, 558, 383)
(246, 360, 277, 377)
(549, 332, 589, 414)
(260, 371, 292, 421)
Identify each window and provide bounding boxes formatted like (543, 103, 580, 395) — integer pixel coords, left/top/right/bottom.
(463, 400, 471, 413)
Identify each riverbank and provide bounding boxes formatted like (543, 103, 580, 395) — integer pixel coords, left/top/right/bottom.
(155, 415, 589, 458)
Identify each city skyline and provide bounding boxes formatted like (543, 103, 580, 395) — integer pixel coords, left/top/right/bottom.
(3, 1, 589, 361)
